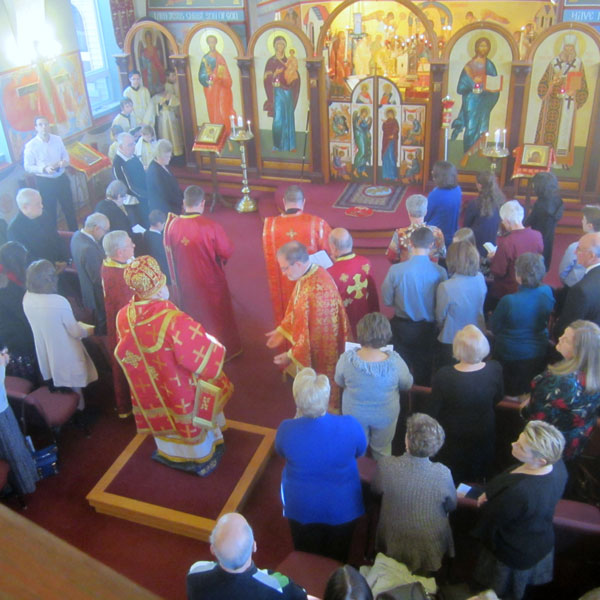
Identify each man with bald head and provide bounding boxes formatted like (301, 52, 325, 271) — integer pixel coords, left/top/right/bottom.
(112, 132, 148, 226)
(7, 188, 68, 265)
(101, 230, 135, 417)
(262, 185, 331, 324)
(328, 228, 379, 336)
(555, 231, 600, 336)
(70, 213, 110, 334)
(187, 512, 309, 599)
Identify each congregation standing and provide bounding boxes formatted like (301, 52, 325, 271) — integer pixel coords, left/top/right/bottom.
(1, 99, 600, 600)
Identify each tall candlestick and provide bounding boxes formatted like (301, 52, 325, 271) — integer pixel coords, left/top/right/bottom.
(494, 129, 500, 146)
(247, 120, 251, 133)
(237, 115, 243, 128)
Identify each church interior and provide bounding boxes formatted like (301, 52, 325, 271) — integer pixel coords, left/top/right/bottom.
(0, 0, 600, 598)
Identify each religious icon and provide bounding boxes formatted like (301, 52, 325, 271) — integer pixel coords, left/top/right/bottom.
(263, 34, 301, 152)
(329, 103, 351, 142)
(401, 105, 425, 146)
(136, 29, 167, 96)
(400, 147, 422, 184)
(197, 123, 224, 145)
(352, 107, 372, 178)
(329, 30, 351, 97)
(381, 108, 399, 180)
(331, 144, 352, 180)
(534, 33, 588, 169)
(450, 36, 502, 166)
(522, 144, 549, 167)
(198, 33, 237, 140)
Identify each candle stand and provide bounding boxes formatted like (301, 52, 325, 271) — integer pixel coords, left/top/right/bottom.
(229, 128, 256, 213)
(481, 145, 510, 175)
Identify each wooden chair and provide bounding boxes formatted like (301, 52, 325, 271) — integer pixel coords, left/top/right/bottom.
(21, 386, 85, 445)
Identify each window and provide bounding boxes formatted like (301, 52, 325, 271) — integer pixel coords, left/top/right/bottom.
(71, 0, 121, 115)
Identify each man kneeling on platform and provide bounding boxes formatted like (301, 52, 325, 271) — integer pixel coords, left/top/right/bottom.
(115, 255, 233, 476)
(187, 513, 313, 600)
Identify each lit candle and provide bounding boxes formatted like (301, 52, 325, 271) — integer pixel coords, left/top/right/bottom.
(237, 115, 243, 128)
(247, 120, 251, 133)
(485, 132, 489, 146)
(502, 129, 507, 149)
(230, 115, 235, 128)
(494, 129, 501, 146)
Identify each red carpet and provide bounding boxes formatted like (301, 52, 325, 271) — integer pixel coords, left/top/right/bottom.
(6, 183, 592, 599)
(106, 429, 264, 519)
(259, 182, 418, 233)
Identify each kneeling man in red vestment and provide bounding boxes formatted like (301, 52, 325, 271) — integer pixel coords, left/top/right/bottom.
(115, 255, 233, 476)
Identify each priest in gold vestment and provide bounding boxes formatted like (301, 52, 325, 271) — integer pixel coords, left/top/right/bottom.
(115, 256, 233, 476)
(266, 241, 351, 412)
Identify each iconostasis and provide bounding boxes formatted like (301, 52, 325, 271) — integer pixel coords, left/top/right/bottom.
(111, 1, 600, 198)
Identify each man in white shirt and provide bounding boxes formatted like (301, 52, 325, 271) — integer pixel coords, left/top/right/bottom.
(123, 70, 151, 128)
(23, 116, 77, 231)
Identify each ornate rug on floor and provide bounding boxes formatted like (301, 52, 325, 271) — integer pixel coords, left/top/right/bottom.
(333, 183, 406, 213)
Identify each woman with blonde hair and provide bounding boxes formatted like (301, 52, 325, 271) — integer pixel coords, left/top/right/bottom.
(473, 421, 567, 600)
(275, 368, 367, 561)
(429, 325, 503, 483)
(435, 242, 487, 367)
(523, 320, 600, 459)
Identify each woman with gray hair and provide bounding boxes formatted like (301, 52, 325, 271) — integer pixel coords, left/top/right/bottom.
(430, 325, 503, 484)
(275, 368, 367, 561)
(490, 252, 553, 398)
(488, 200, 544, 306)
(146, 139, 183, 214)
(385, 194, 446, 263)
(22, 260, 97, 409)
(473, 421, 567, 600)
(335, 312, 412, 459)
(372, 413, 456, 574)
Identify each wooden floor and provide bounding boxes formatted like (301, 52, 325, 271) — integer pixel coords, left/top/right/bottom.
(87, 420, 276, 541)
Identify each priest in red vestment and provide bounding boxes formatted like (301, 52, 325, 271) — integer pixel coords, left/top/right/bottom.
(164, 185, 241, 359)
(115, 256, 233, 476)
(101, 230, 135, 417)
(266, 241, 351, 412)
(327, 228, 379, 337)
(262, 185, 331, 325)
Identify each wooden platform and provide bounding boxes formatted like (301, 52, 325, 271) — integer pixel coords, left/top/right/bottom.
(86, 420, 275, 541)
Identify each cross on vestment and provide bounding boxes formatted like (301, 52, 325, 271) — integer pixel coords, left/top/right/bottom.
(136, 379, 152, 394)
(175, 398, 192, 411)
(170, 373, 182, 387)
(286, 229, 297, 239)
(193, 347, 207, 363)
(347, 274, 368, 299)
(565, 95, 574, 109)
(153, 355, 167, 370)
(189, 324, 203, 340)
(172, 331, 183, 346)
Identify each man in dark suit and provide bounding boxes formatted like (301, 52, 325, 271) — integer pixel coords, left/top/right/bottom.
(96, 180, 135, 234)
(555, 232, 600, 337)
(70, 213, 109, 334)
(7, 188, 68, 265)
(143, 209, 170, 284)
(112, 132, 148, 226)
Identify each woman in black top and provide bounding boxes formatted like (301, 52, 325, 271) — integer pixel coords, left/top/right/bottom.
(472, 420, 567, 600)
(525, 172, 563, 270)
(463, 170, 504, 257)
(0, 242, 38, 382)
(429, 325, 503, 484)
